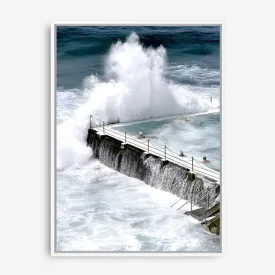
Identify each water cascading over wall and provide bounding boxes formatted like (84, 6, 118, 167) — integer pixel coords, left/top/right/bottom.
(87, 129, 219, 207)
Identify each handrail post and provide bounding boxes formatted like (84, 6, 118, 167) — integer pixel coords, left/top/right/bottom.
(164, 145, 166, 160)
(148, 139, 149, 152)
(125, 131, 126, 143)
(192, 157, 194, 172)
(103, 122, 105, 134)
(90, 115, 92, 129)
(191, 196, 193, 211)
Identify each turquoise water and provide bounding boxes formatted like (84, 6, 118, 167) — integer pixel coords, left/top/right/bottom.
(114, 113, 220, 171)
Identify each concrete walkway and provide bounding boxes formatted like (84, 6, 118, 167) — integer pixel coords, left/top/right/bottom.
(93, 124, 220, 183)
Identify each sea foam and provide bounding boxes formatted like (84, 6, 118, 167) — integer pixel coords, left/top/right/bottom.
(57, 33, 217, 169)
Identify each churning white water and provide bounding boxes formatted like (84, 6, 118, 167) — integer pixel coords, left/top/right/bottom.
(57, 33, 218, 170)
(57, 161, 220, 252)
(56, 33, 220, 252)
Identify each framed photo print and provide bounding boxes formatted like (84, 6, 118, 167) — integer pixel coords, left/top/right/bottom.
(51, 22, 224, 256)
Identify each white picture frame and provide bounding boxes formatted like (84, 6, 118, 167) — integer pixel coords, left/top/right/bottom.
(51, 21, 225, 256)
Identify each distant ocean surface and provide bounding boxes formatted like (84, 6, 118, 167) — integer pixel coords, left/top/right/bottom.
(57, 26, 220, 89)
(56, 26, 221, 252)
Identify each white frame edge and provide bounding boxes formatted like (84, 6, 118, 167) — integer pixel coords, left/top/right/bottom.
(50, 21, 226, 257)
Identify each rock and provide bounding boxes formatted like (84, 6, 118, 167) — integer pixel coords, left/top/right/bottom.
(205, 214, 220, 235)
(210, 227, 219, 234)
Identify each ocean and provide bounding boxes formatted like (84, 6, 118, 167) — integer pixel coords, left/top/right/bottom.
(56, 26, 221, 252)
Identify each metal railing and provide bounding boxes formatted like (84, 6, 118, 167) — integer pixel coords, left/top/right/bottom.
(175, 185, 220, 219)
(89, 115, 220, 182)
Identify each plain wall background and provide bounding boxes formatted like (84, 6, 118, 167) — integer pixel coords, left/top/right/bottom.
(0, 0, 274, 274)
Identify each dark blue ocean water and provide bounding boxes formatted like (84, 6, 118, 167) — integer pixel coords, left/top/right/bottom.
(57, 26, 220, 89)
